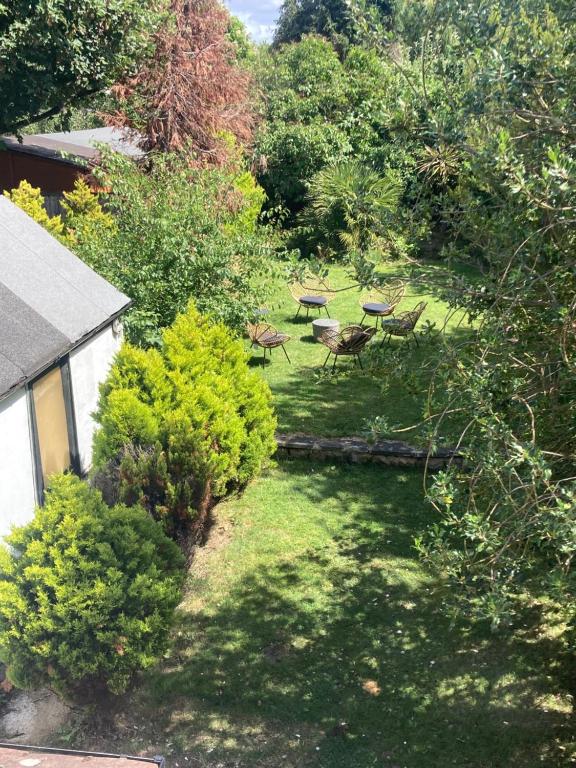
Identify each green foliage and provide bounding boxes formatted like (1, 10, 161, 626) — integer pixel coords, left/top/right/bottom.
(226, 171, 267, 235)
(4, 181, 66, 240)
(300, 159, 403, 255)
(77, 151, 278, 345)
(378, 0, 576, 630)
(5, 178, 115, 249)
(61, 178, 116, 246)
(0, 474, 183, 695)
(274, 0, 393, 50)
(254, 36, 423, 213)
(257, 121, 351, 211)
(0, 0, 160, 133)
(92, 303, 277, 537)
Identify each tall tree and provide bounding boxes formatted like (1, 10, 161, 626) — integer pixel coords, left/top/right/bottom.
(107, 0, 255, 163)
(0, 0, 159, 134)
(274, 0, 393, 49)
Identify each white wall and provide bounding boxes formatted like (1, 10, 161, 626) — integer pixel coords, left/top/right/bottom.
(69, 323, 123, 474)
(0, 389, 37, 539)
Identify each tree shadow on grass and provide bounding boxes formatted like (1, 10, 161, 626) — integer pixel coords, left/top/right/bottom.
(145, 464, 571, 768)
(270, 326, 473, 439)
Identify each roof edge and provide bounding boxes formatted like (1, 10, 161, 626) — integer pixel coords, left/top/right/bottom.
(0, 302, 132, 404)
(0, 137, 89, 169)
(0, 744, 164, 768)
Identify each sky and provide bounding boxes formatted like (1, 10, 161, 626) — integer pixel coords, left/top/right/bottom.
(224, 0, 282, 42)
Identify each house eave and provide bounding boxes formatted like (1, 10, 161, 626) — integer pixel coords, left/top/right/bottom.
(0, 301, 132, 404)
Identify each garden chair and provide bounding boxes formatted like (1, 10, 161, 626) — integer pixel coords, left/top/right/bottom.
(247, 322, 292, 367)
(319, 324, 377, 372)
(358, 280, 406, 327)
(290, 275, 336, 321)
(380, 301, 427, 347)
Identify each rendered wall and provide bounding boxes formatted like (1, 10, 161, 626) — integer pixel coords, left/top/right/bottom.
(69, 323, 123, 474)
(0, 389, 37, 539)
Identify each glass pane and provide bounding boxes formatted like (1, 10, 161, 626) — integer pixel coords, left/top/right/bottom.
(32, 367, 70, 483)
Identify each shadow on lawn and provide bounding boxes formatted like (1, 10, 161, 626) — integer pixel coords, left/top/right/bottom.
(270, 323, 473, 439)
(146, 465, 570, 768)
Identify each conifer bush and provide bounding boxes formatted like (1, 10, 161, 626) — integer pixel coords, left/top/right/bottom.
(92, 303, 277, 537)
(0, 475, 183, 696)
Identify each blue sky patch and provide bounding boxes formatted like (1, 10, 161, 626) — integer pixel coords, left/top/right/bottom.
(224, 0, 281, 42)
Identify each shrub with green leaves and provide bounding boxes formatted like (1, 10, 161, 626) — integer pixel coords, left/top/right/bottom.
(300, 159, 403, 256)
(256, 121, 351, 211)
(77, 151, 277, 346)
(92, 303, 277, 537)
(0, 475, 183, 696)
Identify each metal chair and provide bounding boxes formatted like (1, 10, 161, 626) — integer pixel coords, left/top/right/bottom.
(289, 275, 336, 321)
(359, 281, 405, 327)
(380, 302, 427, 347)
(247, 322, 292, 367)
(319, 324, 377, 372)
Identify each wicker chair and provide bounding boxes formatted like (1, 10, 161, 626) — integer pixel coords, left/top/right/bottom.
(247, 322, 291, 366)
(359, 281, 406, 327)
(319, 324, 377, 371)
(380, 301, 427, 347)
(289, 276, 336, 321)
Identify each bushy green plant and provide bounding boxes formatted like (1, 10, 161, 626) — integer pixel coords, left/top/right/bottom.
(5, 178, 115, 249)
(92, 303, 277, 537)
(77, 151, 278, 345)
(61, 178, 116, 245)
(300, 159, 403, 255)
(256, 121, 351, 211)
(4, 181, 66, 241)
(0, 475, 183, 696)
(383, 0, 576, 632)
(254, 36, 423, 214)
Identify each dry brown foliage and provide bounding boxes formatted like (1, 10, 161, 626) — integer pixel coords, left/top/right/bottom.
(106, 0, 256, 164)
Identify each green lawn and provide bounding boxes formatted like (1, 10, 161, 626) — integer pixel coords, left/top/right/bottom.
(116, 461, 571, 767)
(248, 262, 472, 438)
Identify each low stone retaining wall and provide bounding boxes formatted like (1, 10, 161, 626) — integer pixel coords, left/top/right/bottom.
(276, 433, 460, 469)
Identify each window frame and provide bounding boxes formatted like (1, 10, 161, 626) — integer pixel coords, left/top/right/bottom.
(27, 355, 81, 504)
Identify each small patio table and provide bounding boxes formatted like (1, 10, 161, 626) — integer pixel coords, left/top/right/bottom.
(312, 317, 340, 341)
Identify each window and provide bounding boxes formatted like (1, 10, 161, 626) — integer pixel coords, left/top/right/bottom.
(29, 359, 79, 500)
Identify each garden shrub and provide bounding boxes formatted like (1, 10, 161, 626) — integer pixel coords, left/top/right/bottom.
(0, 474, 183, 696)
(77, 151, 278, 346)
(92, 303, 277, 538)
(256, 121, 351, 211)
(5, 178, 115, 249)
(4, 181, 66, 241)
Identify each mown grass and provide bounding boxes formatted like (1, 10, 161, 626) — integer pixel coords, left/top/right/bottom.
(125, 461, 571, 767)
(247, 261, 473, 438)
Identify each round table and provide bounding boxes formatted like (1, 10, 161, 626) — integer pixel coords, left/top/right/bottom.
(312, 317, 340, 341)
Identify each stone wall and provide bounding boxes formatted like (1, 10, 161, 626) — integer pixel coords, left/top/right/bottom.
(276, 434, 460, 470)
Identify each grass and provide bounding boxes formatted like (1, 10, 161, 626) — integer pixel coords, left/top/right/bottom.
(247, 261, 473, 438)
(61, 260, 572, 764)
(92, 461, 572, 767)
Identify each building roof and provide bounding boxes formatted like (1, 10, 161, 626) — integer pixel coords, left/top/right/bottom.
(1, 127, 144, 168)
(0, 197, 131, 400)
(0, 745, 164, 768)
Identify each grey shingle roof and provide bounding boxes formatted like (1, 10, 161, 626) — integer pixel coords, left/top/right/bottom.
(1, 127, 144, 166)
(0, 197, 131, 399)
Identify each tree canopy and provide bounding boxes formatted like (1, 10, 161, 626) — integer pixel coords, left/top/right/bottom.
(274, 0, 393, 49)
(0, 0, 159, 134)
(106, 0, 255, 162)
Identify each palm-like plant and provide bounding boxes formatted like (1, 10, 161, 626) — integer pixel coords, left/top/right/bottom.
(302, 160, 402, 253)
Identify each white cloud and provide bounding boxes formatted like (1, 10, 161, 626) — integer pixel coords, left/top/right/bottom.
(224, 0, 281, 42)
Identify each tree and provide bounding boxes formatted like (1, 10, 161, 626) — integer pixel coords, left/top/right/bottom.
(0, 0, 159, 134)
(301, 160, 403, 255)
(92, 303, 277, 539)
(274, 0, 393, 49)
(380, 0, 576, 630)
(106, 0, 255, 163)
